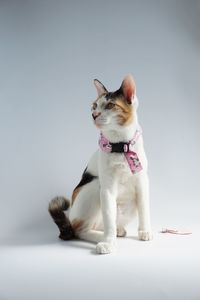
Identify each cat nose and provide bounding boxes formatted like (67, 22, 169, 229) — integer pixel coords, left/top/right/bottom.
(92, 112, 101, 120)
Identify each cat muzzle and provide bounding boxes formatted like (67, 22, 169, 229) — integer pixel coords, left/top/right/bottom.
(92, 112, 101, 120)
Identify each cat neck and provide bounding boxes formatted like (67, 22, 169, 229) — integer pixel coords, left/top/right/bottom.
(101, 119, 139, 143)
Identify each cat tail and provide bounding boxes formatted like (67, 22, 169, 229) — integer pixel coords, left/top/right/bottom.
(48, 196, 74, 240)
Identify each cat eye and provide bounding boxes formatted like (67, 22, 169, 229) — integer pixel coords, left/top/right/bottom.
(105, 102, 115, 110)
(92, 102, 97, 110)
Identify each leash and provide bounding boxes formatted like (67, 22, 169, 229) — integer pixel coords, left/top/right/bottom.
(160, 228, 192, 235)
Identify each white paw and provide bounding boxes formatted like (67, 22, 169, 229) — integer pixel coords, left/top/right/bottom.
(96, 242, 115, 254)
(117, 227, 127, 237)
(138, 230, 153, 241)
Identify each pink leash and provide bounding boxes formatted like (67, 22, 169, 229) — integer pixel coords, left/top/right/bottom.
(160, 228, 192, 235)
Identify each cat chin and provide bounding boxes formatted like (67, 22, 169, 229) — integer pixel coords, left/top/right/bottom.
(95, 124, 108, 130)
(94, 120, 110, 129)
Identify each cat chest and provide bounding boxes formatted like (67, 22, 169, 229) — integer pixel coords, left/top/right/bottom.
(99, 151, 139, 200)
(117, 175, 136, 204)
(101, 152, 131, 174)
(116, 180, 137, 219)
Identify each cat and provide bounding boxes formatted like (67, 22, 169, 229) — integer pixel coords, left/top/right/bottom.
(49, 74, 152, 254)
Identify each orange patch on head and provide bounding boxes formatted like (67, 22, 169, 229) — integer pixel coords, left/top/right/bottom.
(115, 97, 133, 126)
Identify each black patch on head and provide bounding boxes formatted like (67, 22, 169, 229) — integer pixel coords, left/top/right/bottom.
(105, 88, 122, 101)
(75, 168, 97, 190)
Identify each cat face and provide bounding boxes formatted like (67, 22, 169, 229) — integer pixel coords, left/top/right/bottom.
(91, 75, 136, 129)
(91, 93, 133, 129)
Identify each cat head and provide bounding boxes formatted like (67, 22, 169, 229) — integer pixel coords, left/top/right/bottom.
(91, 74, 138, 130)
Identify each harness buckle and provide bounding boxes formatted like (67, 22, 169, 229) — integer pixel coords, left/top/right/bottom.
(123, 144, 129, 153)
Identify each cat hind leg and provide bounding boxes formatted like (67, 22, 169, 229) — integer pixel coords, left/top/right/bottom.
(117, 226, 127, 237)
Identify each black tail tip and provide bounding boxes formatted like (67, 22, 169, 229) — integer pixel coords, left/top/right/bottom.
(59, 227, 74, 240)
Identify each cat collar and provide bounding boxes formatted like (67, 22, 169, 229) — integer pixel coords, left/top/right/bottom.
(99, 129, 142, 174)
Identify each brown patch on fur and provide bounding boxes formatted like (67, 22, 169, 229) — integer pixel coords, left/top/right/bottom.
(71, 170, 97, 206)
(115, 97, 133, 126)
(71, 187, 81, 205)
(71, 219, 85, 235)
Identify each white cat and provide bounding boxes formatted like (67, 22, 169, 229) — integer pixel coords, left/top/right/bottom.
(49, 74, 152, 254)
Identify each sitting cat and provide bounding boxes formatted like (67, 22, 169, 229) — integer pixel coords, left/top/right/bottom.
(49, 74, 152, 254)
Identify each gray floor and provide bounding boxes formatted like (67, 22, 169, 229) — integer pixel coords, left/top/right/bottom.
(1, 225, 199, 300)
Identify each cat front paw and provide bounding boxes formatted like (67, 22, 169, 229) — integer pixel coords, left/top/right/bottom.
(96, 241, 116, 254)
(138, 230, 153, 241)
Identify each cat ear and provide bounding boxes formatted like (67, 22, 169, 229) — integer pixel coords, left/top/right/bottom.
(120, 74, 136, 104)
(94, 79, 108, 96)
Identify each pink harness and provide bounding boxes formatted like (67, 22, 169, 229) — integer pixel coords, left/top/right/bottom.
(99, 129, 142, 174)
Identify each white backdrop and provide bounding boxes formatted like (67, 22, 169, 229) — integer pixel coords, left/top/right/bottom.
(0, 1, 200, 299)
